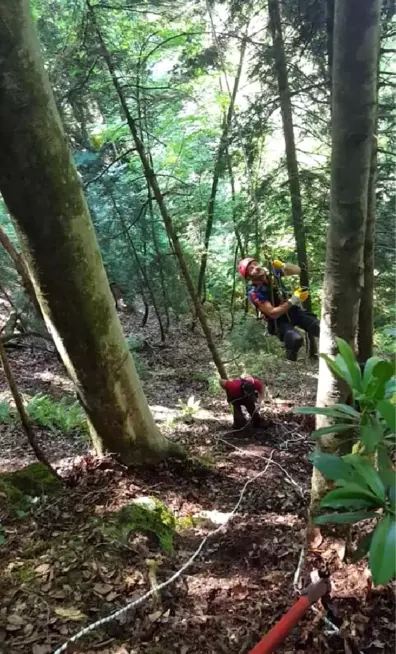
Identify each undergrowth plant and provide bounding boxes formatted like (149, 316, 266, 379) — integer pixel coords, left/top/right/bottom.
(27, 394, 88, 434)
(0, 394, 87, 436)
(295, 338, 396, 586)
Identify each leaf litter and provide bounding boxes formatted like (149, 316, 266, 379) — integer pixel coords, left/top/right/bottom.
(0, 310, 394, 654)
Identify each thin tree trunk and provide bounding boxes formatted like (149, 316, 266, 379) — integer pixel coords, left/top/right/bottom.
(0, 0, 178, 465)
(230, 242, 239, 331)
(197, 38, 247, 301)
(149, 197, 171, 331)
(311, 0, 382, 517)
(226, 148, 245, 257)
(325, 0, 335, 93)
(89, 3, 227, 379)
(268, 0, 310, 300)
(0, 336, 62, 481)
(357, 133, 377, 363)
(0, 224, 41, 315)
(109, 193, 166, 342)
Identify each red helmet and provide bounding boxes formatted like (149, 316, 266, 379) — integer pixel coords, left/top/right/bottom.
(238, 257, 256, 279)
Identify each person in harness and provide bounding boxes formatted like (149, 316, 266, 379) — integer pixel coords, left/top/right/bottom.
(238, 257, 320, 361)
(220, 376, 263, 429)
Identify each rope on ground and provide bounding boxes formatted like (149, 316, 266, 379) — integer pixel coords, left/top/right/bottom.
(52, 452, 275, 654)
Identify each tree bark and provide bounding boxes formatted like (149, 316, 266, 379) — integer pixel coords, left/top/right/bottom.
(311, 0, 382, 515)
(357, 133, 377, 363)
(89, 3, 227, 379)
(325, 0, 335, 93)
(268, 0, 311, 301)
(197, 38, 246, 301)
(0, 0, 176, 465)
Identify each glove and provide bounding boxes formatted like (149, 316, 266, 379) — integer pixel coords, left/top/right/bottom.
(272, 259, 285, 270)
(289, 287, 309, 306)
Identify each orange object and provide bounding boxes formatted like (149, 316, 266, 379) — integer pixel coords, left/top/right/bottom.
(248, 579, 329, 654)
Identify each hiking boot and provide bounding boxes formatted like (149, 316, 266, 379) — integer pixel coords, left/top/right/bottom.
(285, 349, 298, 361)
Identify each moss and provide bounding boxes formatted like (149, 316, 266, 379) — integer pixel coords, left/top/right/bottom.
(175, 516, 195, 530)
(107, 497, 176, 553)
(4, 462, 61, 495)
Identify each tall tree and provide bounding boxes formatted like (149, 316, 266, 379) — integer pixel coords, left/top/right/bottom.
(197, 37, 247, 301)
(267, 0, 310, 297)
(311, 0, 382, 514)
(0, 0, 177, 465)
(88, 2, 228, 379)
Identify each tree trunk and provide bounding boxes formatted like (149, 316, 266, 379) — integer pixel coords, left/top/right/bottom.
(0, 224, 41, 315)
(226, 148, 245, 257)
(357, 134, 377, 363)
(268, 0, 311, 301)
(311, 0, 382, 515)
(0, 0, 176, 465)
(197, 38, 246, 301)
(109, 192, 166, 342)
(89, 3, 227, 379)
(325, 0, 335, 92)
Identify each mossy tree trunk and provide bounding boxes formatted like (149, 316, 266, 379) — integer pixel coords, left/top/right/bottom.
(0, 0, 175, 465)
(310, 0, 382, 516)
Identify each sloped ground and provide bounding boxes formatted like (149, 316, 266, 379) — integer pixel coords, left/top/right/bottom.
(0, 309, 394, 654)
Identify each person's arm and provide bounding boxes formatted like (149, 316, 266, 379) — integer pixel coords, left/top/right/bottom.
(272, 259, 301, 276)
(255, 298, 291, 319)
(283, 262, 301, 276)
(254, 287, 307, 319)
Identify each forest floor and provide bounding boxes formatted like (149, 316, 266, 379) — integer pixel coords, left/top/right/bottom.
(0, 306, 395, 654)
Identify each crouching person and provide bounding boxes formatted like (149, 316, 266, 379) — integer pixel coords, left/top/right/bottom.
(220, 377, 264, 429)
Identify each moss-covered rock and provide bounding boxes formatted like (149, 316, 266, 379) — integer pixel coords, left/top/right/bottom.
(0, 463, 61, 517)
(4, 462, 61, 495)
(106, 496, 176, 553)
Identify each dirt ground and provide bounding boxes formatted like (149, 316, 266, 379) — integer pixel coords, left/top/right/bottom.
(0, 309, 394, 654)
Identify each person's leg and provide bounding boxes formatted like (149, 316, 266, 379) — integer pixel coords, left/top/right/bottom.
(294, 308, 320, 338)
(231, 400, 247, 429)
(277, 320, 304, 361)
(243, 396, 261, 427)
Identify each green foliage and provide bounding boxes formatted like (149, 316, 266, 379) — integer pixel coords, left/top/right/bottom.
(296, 339, 396, 586)
(177, 395, 201, 418)
(0, 400, 12, 423)
(26, 394, 88, 435)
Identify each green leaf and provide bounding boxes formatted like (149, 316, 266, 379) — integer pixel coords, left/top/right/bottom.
(360, 415, 384, 453)
(363, 357, 383, 390)
(314, 510, 377, 525)
(331, 403, 361, 419)
(365, 361, 396, 401)
(336, 338, 362, 391)
(377, 400, 396, 432)
(293, 406, 355, 420)
(352, 531, 374, 562)
(321, 354, 353, 388)
(342, 455, 386, 501)
(389, 485, 396, 508)
(320, 483, 382, 510)
(369, 515, 396, 585)
(311, 424, 355, 439)
(385, 378, 396, 399)
(377, 447, 395, 489)
(308, 452, 354, 481)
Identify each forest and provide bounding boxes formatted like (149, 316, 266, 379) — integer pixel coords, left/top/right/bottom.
(0, 0, 395, 653)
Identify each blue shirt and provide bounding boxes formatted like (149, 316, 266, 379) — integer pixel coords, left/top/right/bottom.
(247, 274, 288, 310)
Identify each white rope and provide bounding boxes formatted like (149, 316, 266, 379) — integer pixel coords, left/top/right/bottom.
(52, 452, 274, 654)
